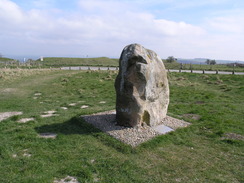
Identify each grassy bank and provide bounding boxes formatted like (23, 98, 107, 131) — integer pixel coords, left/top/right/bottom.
(0, 69, 243, 182)
(37, 57, 119, 67)
(0, 57, 16, 68)
(2, 57, 244, 72)
(164, 62, 244, 72)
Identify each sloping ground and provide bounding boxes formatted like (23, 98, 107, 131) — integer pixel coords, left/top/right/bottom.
(39, 57, 119, 67)
(0, 69, 243, 183)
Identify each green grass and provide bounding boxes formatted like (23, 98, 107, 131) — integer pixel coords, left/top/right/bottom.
(0, 57, 14, 61)
(0, 57, 17, 68)
(164, 62, 244, 72)
(0, 57, 119, 68)
(0, 69, 243, 183)
(2, 56, 243, 72)
(37, 57, 119, 67)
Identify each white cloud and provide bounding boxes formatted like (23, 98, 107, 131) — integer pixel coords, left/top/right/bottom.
(0, 0, 244, 60)
(207, 16, 244, 34)
(0, 0, 24, 23)
(32, 0, 55, 8)
(78, 0, 130, 13)
(154, 19, 205, 36)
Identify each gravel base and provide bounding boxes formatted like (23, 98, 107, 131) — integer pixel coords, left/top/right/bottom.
(82, 110, 190, 147)
(161, 116, 191, 130)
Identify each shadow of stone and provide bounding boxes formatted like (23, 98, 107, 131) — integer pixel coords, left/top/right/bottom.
(35, 116, 100, 136)
(35, 115, 134, 153)
(82, 113, 131, 132)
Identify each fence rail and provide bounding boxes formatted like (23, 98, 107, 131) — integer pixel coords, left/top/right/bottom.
(60, 66, 244, 75)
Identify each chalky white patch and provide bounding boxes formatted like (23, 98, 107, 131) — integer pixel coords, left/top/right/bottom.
(0, 112, 23, 122)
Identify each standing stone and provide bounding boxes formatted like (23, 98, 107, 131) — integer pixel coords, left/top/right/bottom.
(115, 44, 169, 127)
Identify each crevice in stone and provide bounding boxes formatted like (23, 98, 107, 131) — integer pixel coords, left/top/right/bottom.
(142, 110, 150, 126)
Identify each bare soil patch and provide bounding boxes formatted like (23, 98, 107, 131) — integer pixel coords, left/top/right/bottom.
(54, 176, 79, 183)
(12, 149, 31, 158)
(60, 107, 68, 110)
(81, 105, 89, 109)
(0, 112, 23, 122)
(38, 133, 57, 139)
(17, 117, 35, 123)
(181, 113, 201, 120)
(68, 103, 76, 106)
(41, 111, 59, 118)
(1, 88, 17, 93)
(34, 93, 42, 96)
(221, 133, 244, 141)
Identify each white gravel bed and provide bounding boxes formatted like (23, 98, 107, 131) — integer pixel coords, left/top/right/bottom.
(161, 116, 191, 130)
(82, 110, 190, 147)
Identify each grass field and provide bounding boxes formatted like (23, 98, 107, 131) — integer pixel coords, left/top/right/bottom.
(2, 57, 244, 72)
(164, 62, 244, 72)
(0, 69, 243, 183)
(38, 57, 119, 67)
(0, 57, 17, 68)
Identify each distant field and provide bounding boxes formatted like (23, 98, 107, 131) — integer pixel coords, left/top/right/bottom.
(1, 57, 244, 72)
(0, 57, 14, 61)
(164, 62, 244, 72)
(0, 57, 19, 68)
(37, 57, 119, 67)
(0, 69, 243, 182)
(0, 57, 15, 65)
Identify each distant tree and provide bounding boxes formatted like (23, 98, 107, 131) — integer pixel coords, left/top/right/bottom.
(206, 59, 216, 65)
(206, 59, 211, 65)
(166, 56, 177, 63)
(210, 60, 216, 65)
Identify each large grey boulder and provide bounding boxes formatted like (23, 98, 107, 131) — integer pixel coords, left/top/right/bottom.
(115, 44, 169, 127)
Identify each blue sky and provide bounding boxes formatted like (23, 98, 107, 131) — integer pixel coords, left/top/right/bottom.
(0, 0, 244, 60)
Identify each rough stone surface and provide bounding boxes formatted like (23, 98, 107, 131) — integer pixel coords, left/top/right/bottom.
(115, 43, 169, 127)
(152, 125, 174, 134)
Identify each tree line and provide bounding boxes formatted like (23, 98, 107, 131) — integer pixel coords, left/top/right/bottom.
(165, 56, 216, 65)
